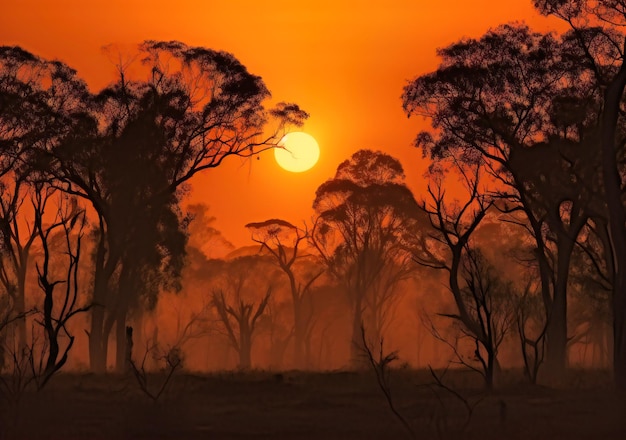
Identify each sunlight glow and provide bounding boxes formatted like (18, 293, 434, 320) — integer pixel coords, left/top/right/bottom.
(274, 132, 320, 173)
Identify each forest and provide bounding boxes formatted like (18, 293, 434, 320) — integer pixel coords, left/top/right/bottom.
(1, 1, 626, 439)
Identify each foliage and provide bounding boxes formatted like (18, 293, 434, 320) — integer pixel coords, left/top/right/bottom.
(0, 41, 307, 372)
(312, 149, 423, 365)
(246, 218, 322, 368)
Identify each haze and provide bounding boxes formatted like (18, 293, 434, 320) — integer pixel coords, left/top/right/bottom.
(0, 1, 624, 439)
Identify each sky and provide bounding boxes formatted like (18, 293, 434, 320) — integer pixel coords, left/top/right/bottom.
(0, 1, 562, 248)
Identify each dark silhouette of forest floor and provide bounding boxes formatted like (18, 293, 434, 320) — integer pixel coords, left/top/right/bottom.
(0, 369, 624, 439)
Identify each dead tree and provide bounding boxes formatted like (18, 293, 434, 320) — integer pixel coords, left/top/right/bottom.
(412, 165, 514, 389)
(455, 247, 514, 388)
(32, 187, 91, 388)
(246, 219, 323, 369)
(211, 286, 271, 369)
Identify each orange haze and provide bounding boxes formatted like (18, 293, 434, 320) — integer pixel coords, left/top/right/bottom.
(0, 1, 562, 247)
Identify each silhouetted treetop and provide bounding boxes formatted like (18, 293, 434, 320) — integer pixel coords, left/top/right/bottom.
(535, 0, 626, 23)
(334, 149, 405, 185)
(0, 46, 91, 178)
(535, 1, 626, 88)
(313, 150, 420, 224)
(246, 219, 298, 232)
(138, 40, 307, 133)
(312, 149, 422, 366)
(402, 24, 588, 161)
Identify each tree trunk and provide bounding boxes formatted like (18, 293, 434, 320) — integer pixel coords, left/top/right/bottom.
(545, 236, 576, 377)
(304, 330, 313, 368)
(89, 305, 107, 373)
(600, 46, 626, 389)
(88, 224, 110, 373)
(293, 302, 305, 369)
(611, 238, 626, 389)
(349, 295, 364, 368)
(15, 258, 28, 349)
(239, 331, 252, 369)
(42, 283, 58, 374)
(114, 271, 133, 373)
(485, 349, 495, 390)
(115, 312, 127, 373)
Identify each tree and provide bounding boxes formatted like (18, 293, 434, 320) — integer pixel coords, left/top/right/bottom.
(569, 226, 613, 367)
(210, 256, 274, 369)
(535, 0, 626, 390)
(411, 162, 512, 389)
(312, 149, 421, 367)
(0, 47, 90, 352)
(514, 279, 548, 384)
(246, 219, 322, 369)
(31, 186, 91, 388)
(402, 24, 605, 376)
(458, 248, 515, 388)
(38, 41, 307, 372)
(0, 177, 37, 351)
(0, 185, 90, 398)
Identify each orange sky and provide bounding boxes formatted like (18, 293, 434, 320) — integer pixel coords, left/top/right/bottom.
(0, 1, 562, 248)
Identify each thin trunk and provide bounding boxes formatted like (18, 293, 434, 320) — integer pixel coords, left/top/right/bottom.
(293, 300, 305, 369)
(15, 258, 27, 349)
(350, 294, 364, 368)
(485, 350, 495, 390)
(545, 236, 576, 376)
(115, 312, 127, 373)
(43, 284, 58, 374)
(89, 224, 109, 372)
(239, 330, 252, 369)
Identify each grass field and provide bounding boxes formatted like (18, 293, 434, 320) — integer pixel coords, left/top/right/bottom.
(1, 369, 624, 439)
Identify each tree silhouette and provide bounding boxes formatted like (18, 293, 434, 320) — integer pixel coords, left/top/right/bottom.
(246, 219, 323, 369)
(402, 24, 605, 376)
(0, 47, 90, 352)
(514, 279, 548, 384)
(0, 177, 37, 352)
(312, 149, 421, 367)
(459, 248, 514, 388)
(411, 162, 511, 388)
(210, 255, 274, 369)
(32, 186, 91, 388)
(33, 41, 307, 372)
(535, 0, 626, 390)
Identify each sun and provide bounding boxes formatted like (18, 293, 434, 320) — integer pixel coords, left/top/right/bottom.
(274, 132, 320, 173)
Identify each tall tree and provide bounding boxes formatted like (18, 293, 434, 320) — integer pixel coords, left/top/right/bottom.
(312, 149, 421, 367)
(411, 162, 507, 388)
(42, 41, 307, 372)
(402, 24, 604, 376)
(0, 46, 90, 351)
(535, 0, 626, 390)
(0, 177, 37, 350)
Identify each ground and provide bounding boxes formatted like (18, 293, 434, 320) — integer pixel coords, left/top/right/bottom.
(0, 369, 624, 439)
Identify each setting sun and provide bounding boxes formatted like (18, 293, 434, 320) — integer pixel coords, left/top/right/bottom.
(274, 131, 320, 173)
